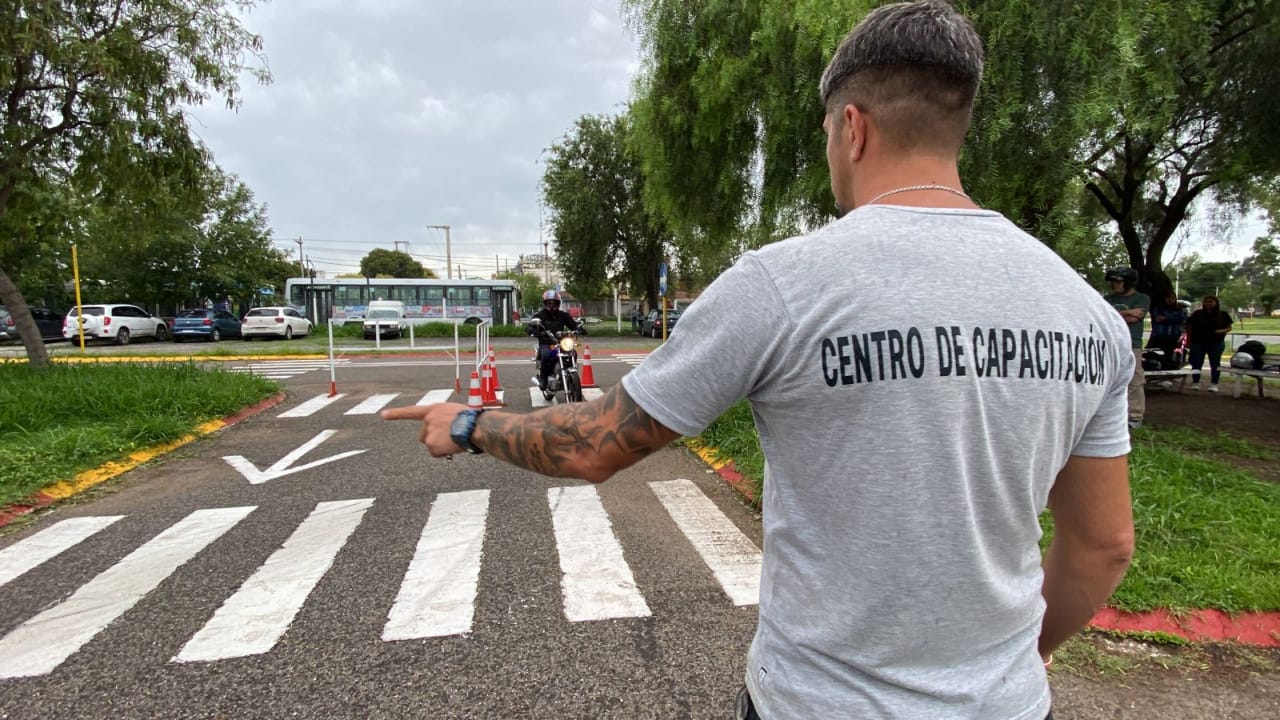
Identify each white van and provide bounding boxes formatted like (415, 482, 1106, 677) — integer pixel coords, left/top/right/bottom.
(363, 300, 408, 339)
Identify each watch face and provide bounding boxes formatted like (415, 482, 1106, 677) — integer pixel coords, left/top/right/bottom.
(450, 410, 481, 453)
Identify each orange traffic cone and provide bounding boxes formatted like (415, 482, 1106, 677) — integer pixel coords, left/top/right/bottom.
(481, 361, 505, 407)
(580, 344, 598, 388)
(466, 370, 484, 409)
(487, 345, 503, 390)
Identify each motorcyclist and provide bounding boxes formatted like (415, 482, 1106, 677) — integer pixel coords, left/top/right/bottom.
(527, 290, 584, 395)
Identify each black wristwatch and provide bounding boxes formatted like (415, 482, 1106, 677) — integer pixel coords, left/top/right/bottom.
(449, 409, 485, 454)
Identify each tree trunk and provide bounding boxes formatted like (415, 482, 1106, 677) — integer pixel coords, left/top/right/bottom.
(0, 265, 51, 370)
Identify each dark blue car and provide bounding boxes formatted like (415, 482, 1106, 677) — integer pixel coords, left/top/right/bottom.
(171, 308, 242, 342)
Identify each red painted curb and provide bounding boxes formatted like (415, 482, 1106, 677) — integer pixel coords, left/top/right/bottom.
(0, 391, 289, 530)
(221, 392, 288, 426)
(699, 451, 1280, 647)
(1090, 607, 1280, 647)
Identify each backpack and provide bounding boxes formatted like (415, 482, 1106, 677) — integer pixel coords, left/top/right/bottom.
(1235, 340, 1267, 370)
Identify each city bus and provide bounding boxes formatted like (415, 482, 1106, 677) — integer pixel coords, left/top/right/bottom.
(283, 277, 518, 326)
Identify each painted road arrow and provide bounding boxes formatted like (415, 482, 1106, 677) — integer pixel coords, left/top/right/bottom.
(222, 430, 367, 484)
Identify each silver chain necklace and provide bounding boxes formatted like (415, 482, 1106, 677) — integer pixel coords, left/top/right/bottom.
(867, 183, 969, 206)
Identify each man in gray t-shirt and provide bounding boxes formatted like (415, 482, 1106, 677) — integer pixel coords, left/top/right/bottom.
(385, 2, 1135, 718)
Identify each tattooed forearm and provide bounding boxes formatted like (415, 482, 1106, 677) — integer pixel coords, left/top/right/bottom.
(474, 384, 681, 482)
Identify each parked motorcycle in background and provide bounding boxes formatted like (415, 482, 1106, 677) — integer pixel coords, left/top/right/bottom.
(527, 317, 585, 404)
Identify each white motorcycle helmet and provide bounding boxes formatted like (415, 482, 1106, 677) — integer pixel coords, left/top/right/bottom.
(1229, 351, 1257, 369)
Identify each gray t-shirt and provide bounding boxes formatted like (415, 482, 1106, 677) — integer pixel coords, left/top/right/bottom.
(622, 205, 1133, 719)
(1103, 291, 1150, 349)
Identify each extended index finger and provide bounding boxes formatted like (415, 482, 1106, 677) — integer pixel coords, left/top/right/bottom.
(381, 405, 432, 421)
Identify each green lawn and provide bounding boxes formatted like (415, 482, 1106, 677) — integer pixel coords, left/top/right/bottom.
(696, 402, 1280, 613)
(0, 362, 279, 507)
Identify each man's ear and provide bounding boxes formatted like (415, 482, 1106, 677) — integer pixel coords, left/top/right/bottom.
(848, 104, 867, 162)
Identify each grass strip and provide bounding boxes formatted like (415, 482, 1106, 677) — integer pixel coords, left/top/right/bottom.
(0, 362, 279, 506)
(695, 401, 1280, 612)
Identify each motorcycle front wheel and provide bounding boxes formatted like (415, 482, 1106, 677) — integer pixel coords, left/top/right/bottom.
(565, 372, 585, 402)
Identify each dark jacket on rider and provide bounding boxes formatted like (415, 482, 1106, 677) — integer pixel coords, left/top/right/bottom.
(528, 308, 582, 342)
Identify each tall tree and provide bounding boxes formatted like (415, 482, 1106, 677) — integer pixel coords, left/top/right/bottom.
(1234, 236, 1280, 314)
(359, 248, 432, 278)
(542, 114, 669, 310)
(624, 0, 1280, 297)
(0, 0, 270, 368)
(967, 0, 1280, 300)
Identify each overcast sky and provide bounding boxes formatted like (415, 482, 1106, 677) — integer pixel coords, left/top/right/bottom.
(189, 0, 1261, 280)
(189, 0, 639, 279)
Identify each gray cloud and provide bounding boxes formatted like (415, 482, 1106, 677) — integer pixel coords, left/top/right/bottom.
(189, 0, 638, 278)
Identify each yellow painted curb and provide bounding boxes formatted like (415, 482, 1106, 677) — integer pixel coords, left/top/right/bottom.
(36, 419, 228, 500)
(686, 440, 731, 471)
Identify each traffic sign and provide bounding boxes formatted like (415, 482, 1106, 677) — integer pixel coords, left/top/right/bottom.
(658, 262, 668, 296)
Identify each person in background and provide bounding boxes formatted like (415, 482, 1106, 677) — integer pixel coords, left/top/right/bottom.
(385, 3, 1135, 718)
(1185, 295, 1234, 392)
(1146, 290, 1188, 368)
(1103, 267, 1150, 429)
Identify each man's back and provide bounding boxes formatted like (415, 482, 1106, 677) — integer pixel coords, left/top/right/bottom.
(623, 205, 1133, 718)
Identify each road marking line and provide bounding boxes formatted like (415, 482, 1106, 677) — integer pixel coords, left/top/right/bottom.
(383, 490, 490, 640)
(649, 479, 761, 606)
(174, 499, 373, 663)
(548, 486, 651, 622)
(0, 516, 125, 590)
(345, 394, 400, 415)
(529, 387, 601, 407)
(0, 506, 256, 679)
(278, 393, 347, 417)
(417, 389, 455, 406)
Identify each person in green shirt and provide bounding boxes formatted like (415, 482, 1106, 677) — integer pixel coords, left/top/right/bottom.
(1103, 267, 1150, 429)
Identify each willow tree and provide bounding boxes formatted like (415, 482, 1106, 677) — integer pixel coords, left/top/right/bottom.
(0, 0, 270, 368)
(624, 0, 1280, 294)
(542, 114, 669, 311)
(965, 0, 1280, 297)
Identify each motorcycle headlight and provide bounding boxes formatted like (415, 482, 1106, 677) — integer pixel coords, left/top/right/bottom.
(559, 336, 576, 353)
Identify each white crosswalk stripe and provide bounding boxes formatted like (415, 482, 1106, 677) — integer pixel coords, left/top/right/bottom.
(0, 507, 255, 679)
(529, 386, 604, 408)
(0, 482, 758, 678)
(549, 485, 651, 621)
(0, 516, 124, 590)
(278, 393, 347, 417)
(612, 353, 649, 368)
(383, 490, 490, 640)
(649, 479, 762, 606)
(228, 359, 349, 380)
(416, 389, 455, 406)
(345, 394, 400, 415)
(175, 499, 373, 663)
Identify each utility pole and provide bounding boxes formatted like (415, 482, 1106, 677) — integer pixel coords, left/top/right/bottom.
(544, 240, 550, 285)
(427, 225, 452, 279)
(294, 237, 304, 277)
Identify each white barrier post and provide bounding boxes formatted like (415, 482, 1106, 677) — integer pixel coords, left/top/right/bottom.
(327, 319, 338, 397)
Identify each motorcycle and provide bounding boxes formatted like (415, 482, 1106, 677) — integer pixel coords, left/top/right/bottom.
(526, 318, 586, 404)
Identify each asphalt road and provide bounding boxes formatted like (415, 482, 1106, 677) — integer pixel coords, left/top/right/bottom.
(0, 351, 763, 720)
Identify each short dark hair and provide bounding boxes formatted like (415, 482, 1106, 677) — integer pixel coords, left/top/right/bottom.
(819, 1, 984, 153)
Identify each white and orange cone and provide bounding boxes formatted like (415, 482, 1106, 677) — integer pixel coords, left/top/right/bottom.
(580, 344, 598, 388)
(466, 370, 484, 409)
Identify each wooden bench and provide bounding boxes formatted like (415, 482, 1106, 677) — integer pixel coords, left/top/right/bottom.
(1143, 368, 1194, 392)
(1220, 352, 1280, 399)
